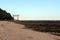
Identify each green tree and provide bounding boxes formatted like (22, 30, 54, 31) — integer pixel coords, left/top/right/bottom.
(0, 8, 14, 20)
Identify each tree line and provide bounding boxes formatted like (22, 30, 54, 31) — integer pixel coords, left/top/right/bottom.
(0, 8, 14, 20)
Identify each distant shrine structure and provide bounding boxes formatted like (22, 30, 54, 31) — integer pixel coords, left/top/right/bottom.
(13, 15, 19, 20)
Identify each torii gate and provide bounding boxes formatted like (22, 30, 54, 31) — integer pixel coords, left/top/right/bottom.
(13, 15, 19, 20)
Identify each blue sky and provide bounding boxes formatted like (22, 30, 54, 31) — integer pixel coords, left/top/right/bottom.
(0, 0, 60, 20)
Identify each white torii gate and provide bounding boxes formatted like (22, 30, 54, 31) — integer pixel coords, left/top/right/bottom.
(13, 15, 19, 20)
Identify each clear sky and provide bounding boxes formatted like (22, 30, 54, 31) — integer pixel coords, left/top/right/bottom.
(0, 0, 60, 20)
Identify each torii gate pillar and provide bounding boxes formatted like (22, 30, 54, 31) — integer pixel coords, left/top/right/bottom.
(13, 15, 19, 20)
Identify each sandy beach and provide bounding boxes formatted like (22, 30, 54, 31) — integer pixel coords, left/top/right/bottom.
(0, 21, 60, 40)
